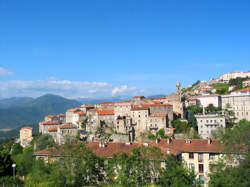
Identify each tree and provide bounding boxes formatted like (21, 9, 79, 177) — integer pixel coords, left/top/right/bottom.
(81, 119, 88, 130)
(35, 134, 56, 151)
(0, 151, 13, 177)
(208, 120, 250, 186)
(158, 154, 198, 186)
(11, 143, 23, 155)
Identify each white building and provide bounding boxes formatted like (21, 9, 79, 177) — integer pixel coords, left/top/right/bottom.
(218, 71, 250, 83)
(221, 87, 250, 121)
(195, 114, 226, 139)
(242, 79, 250, 88)
(196, 94, 221, 108)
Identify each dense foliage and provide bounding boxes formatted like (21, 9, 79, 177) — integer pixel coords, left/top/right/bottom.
(209, 120, 250, 186)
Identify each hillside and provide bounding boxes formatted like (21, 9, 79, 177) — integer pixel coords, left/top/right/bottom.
(0, 94, 81, 130)
(0, 97, 34, 109)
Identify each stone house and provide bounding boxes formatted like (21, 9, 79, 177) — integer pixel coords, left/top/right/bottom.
(20, 126, 33, 147)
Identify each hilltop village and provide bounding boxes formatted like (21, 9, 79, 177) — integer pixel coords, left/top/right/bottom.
(18, 71, 250, 187)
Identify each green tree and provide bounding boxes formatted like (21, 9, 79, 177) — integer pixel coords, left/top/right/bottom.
(35, 134, 56, 151)
(159, 154, 198, 186)
(11, 143, 23, 155)
(0, 151, 13, 177)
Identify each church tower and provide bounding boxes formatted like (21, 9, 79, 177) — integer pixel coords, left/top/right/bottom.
(176, 80, 181, 95)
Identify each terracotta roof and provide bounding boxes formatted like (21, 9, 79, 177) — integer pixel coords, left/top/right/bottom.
(21, 126, 33, 130)
(48, 126, 58, 132)
(59, 123, 77, 129)
(186, 98, 197, 101)
(97, 110, 114, 115)
(150, 139, 224, 155)
(131, 105, 149, 111)
(133, 96, 145, 99)
(57, 113, 65, 117)
(98, 101, 115, 105)
(66, 108, 80, 112)
(34, 139, 224, 158)
(40, 121, 59, 125)
(149, 113, 167, 117)
(233, 87, 250, 93)
(87, 142, 143, 157)
(34, 149, 53, 155)
(154, 96, 168, 100)
(142, 104, 172, 107)
(75, 111, 87, 115)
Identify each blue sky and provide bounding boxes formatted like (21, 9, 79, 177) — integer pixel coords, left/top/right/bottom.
(0, 0, 249, 98)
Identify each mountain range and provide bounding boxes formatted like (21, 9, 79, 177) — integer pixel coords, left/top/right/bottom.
(0, 94, 81, 130)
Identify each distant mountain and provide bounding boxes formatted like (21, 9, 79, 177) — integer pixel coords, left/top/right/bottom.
(0, 94, 81, 129)
(148, 94, 166, 98)
(76, 96, 130, 104)
(0, 97, 34, 109)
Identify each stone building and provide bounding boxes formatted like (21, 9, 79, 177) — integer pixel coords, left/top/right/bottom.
(20, 126, 33, 147)
(39, 121, 60, 134)
(48, 123, 78, 145)
(195, 114, 226, 139)
(221, 87, 250, 121)
(218, 71, 250, 83)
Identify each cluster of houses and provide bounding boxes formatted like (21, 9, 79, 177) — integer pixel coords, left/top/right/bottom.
(18, 71, 249, 187)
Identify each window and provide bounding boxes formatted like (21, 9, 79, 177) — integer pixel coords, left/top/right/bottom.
(198, 153, 203, 162)
(200, 120, 202, 122)
(209, 153, 215, 160)
(199, 164, 204, 173)
(189, 153, 194, 159)
(201, 125, 203, 128)
(188, 163, 194, 170)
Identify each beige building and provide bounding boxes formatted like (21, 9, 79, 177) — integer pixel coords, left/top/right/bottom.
(218, 71, 250, 83)
(48, 123, 78, 145)
(20, 126, 33, 147)
(195, 114, 226, 139)
(221, 87, 250, 121)
(39, 121, 60, 134)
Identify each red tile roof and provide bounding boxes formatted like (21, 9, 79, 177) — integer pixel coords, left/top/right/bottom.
(97, 110, 114, 115)
(154, 96, 168, 100)
(233, 87, 250, 93)
(21, 126, 33, 130)
(35, 149, 53, 155)
(34, 139, 224, 158)
(57, 113, 65, 117)
(59, 123, 77, 129)
(40, 121, 59, 125)
(149, 113, 167, 117)
(75, 111, 87, 115)
(142, 104, 172, 107)
(67, 108, 80, 112)
(48, 126, 58, 132)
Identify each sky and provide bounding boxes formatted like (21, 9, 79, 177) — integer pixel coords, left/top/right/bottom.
(0, 0, 249, 99)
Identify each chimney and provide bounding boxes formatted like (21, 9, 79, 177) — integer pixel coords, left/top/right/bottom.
(185, 139, 191, 144)
(166, 148, 170, 154)
(208, 138, 212, 144)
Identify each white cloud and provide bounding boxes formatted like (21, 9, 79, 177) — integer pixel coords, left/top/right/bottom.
(0, 79, 142, 99)
(112, 85, 137, 96)
(0, 67, 13, 76)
